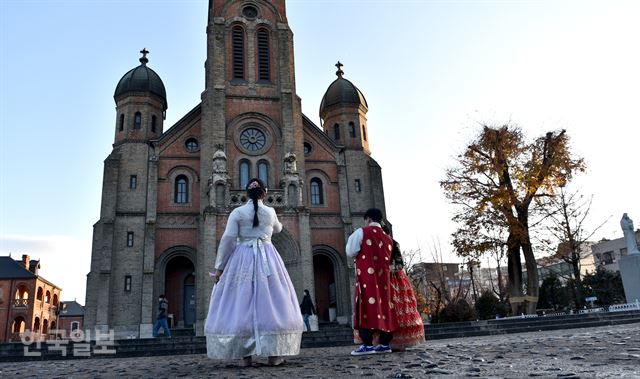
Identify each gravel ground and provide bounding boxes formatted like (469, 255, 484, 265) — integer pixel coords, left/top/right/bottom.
(1, 323, 639, 378)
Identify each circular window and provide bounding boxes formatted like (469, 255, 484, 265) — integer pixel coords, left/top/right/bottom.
(303, 142, 312, 156)
(185, 138, 199, 152)
(240, 128, 266, 152)
(242, 5, 258, 19)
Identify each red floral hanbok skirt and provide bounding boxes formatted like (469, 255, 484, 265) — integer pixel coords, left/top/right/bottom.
(354, 269, 425, 349)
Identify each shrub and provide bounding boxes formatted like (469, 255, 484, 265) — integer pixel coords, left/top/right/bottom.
(475, 291, 509, 319)
(438, 298, 476, 323)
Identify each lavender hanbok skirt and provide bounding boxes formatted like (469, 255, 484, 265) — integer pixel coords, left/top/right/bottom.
(205, 240, 303, 359)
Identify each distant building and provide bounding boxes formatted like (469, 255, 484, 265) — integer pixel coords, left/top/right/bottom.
(0, 255, 62, 342)
(409, 262, 464, 299)
(591, 230, 640, 272)
(58, 300, 84, 337)
(537, 241, 596, 284)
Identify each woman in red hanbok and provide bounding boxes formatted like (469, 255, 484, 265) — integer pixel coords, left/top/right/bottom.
(354, 227, 425, 351)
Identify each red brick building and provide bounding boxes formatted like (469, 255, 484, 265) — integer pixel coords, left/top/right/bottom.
(57, 300, 84, 337)
(85, 0, 388, 339)
(0, 255, 62, 342)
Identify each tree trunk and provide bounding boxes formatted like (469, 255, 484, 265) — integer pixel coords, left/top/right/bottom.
(506, 233, 524, 314)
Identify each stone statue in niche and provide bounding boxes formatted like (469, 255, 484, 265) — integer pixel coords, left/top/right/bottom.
(212, 149, 228, 173)
(284, 152, 297, 173)
(621, 213, 640, 255)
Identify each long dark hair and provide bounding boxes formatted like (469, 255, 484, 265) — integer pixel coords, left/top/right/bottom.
(246, 178, 266, 227)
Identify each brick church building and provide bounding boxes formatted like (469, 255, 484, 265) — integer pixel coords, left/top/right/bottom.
(84, 0, 388, 338)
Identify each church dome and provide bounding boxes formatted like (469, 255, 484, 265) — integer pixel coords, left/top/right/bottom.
(319, 62, 368, 118)
(114, 49, 167, 110)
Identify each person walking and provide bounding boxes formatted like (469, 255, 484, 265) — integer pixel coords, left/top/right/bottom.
(205, 178, 303, 367)
(300, 289, 316, 332)
(152, 294, 170, 338)
(346, 208, 398, 355)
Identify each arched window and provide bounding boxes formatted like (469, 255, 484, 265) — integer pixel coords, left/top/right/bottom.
(134, 112, 142, 129)
(45, 290, 51, 303)
(42, 319, 48, 334)
(151, 115, 157, 133)
(119, 114, 125, 132)
(12, 316, 25, 333)
(239, 161, 250, 188)
(52, 294, 58, 307)
(71, 321, 79, 331)
(175, 175, 189, 203)
(36, 287, 43, 301)
(33, 317, 40, 333)
(257, 28, 270, 81)
(333, 124, 340, 140)
(310, 178, 324, 205)
(232, 26, 245, 80)
(348, 122, 356, 138)
(258, 161, 269, 187)
(362, 124, 367, 141)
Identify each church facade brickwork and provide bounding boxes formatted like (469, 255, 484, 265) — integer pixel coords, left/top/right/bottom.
(84, 0, 388, 338)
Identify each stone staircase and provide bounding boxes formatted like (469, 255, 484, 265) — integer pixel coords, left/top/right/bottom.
(2, 311, 639, 362)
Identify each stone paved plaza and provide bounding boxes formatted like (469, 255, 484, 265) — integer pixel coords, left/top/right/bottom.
(1, 323, 639, 378)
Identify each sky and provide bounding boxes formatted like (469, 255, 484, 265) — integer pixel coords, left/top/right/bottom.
(1, 0, 639, 304)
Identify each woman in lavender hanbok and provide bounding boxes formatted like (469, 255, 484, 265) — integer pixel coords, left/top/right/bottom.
(205, 178, 303, 367)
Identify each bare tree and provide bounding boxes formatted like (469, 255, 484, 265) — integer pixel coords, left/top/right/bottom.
(537, 186, 609, 306)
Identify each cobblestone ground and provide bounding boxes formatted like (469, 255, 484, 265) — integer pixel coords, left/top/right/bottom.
(1, 324, 639, 378)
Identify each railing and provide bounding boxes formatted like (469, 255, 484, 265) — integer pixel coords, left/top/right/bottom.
(13, 298, 28, 308)
(229, 189, 285, 208)
(609, 300, 640, 312)
(500, 313, 538, 320)
(578, 307, 604, 314)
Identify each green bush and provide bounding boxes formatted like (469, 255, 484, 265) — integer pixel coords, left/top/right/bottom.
(475, 291, 509, 319)
(438, 298, 476, 323)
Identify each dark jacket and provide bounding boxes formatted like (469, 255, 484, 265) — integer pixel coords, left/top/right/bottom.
(158, 298, 169, 319)
(300, 295, 315, 315)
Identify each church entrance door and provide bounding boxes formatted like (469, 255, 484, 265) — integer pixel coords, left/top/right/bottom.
(165, 256, 195, 328)
(183, 274, 195, 327)
(313, 254, 336, 322)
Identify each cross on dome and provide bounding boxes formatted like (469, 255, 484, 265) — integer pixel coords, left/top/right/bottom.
(140, 48, 150, 65)
(335, 61, 344, 77)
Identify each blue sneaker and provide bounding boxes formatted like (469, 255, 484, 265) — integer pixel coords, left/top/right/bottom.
(374, 344, 392, 353)
(350, 345, 376, 356)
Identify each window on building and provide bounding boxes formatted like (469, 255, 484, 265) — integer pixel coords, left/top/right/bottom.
(130, 175, 137, 189)
(258, 161, 269, 187)
(185, 138, 199, 152)
(354, 179, 361, 193)
(71, 321, 79, 331)
(134, 112, 142, 129)
(240, 160, 250, 188)
(151, 115, 157, 133)
(310, 178, 324, 205)
(232, 26, 245, 80)
(362, 124, 367, 141)
(45, 291, 51, 303)
(303, 142, 312, 156)
(175, 175, 189, 203)
(127, 232, 134, 247)
(602, 251, 614, 265)
(119, 114, 125, 132)
(257, 29, 270, 81)
(36, 287, 43, 301)
(348, 122, 356, 138)
(124, 275, 132, 292)
(333, 124, 340, 140)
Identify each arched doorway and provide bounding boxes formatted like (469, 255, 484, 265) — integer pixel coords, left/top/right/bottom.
(165, 256, 196, 328)
(313, 246, 350, 324)
(313, 254, 336, 322)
